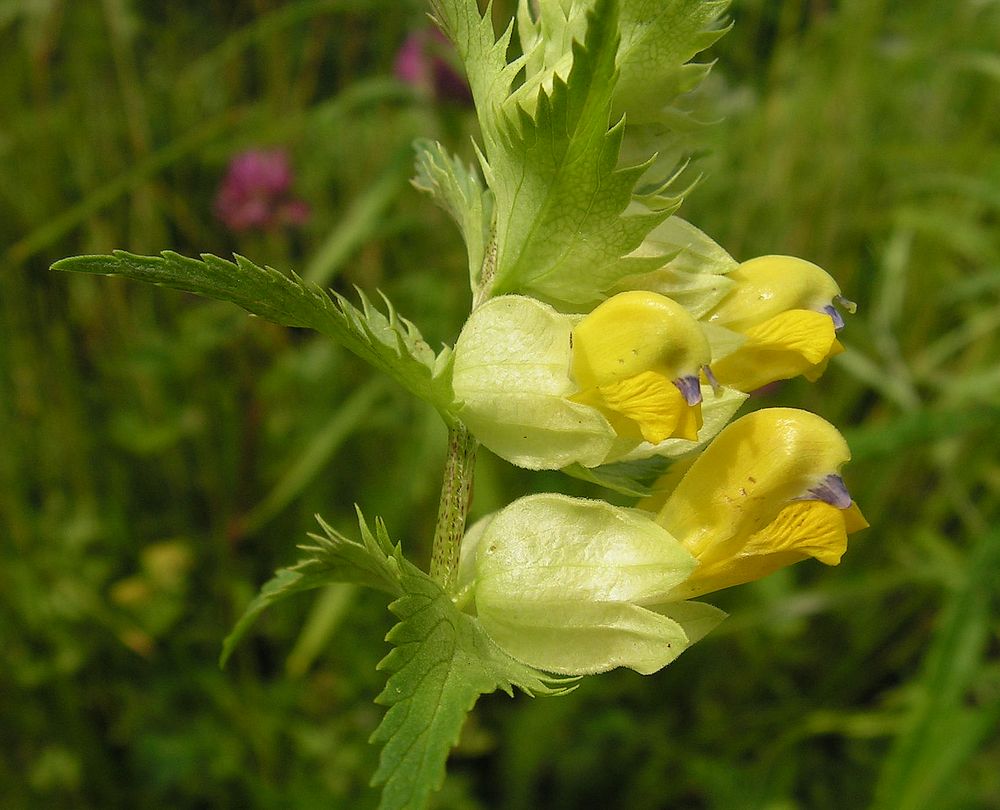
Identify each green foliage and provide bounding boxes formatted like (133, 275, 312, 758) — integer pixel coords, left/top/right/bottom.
(371, 559, 574, 810)
(612, 0, 731, 125)
(5, 0, 1000, 807)
(220, 511, 404, 668)
(872, 527, 1000, 810)
(484, 0, 669, 307)
(432, 0, 730, 308)
(53, 251, 455, 415)
(411, 139, 494, 291)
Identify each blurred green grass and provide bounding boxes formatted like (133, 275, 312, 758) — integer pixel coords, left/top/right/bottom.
(2, 0, 999, 808)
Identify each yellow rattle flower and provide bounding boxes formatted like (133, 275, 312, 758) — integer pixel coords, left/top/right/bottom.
(451, 291, 719, 469)
(703, 256, 856, 392)
(652, 407, 868, 599)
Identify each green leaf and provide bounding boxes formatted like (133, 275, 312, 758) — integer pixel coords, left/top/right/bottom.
(487, 0, 670, 307)
(430, 0, 524, 139)
(220, 510, 402, 667)
(613, 0, 731, 187)
(513, 0, 589, 104)
(512, 2, 729, 174)
(513, 0, 728, 118)
(371, 561, 575, 810)
(52, 251, 455, 413)
(412, 139, 494, 293)
(613, 0, 731, 126)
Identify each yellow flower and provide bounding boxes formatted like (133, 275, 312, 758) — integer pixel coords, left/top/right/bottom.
(654, 407, 867, 599)
(570, 291, 710, 443)
(703, 256, 855, 391)
(452, 292, 721, 469)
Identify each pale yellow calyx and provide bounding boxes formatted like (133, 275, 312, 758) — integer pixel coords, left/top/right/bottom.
(656, 408, 866, 597)
(470, 494, 726, 676)
(709, 309, 844, 392)
(705, 255, 842, 332)
(571, 291, 710, 443)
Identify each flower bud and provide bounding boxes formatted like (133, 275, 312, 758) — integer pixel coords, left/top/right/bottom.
(704, 256, 854, 391)
(470, 494, 726, 675)
(654, 408, 868, 598)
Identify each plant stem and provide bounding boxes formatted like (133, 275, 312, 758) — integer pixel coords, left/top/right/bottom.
(429, 421, 478, 592)
(429, 221, 494, 590)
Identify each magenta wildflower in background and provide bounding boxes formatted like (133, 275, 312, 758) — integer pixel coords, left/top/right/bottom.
(394, 28, 472, 105)
(214, 149, 310, 232)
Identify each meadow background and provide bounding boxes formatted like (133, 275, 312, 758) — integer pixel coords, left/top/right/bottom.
(3, 0, 999, 807)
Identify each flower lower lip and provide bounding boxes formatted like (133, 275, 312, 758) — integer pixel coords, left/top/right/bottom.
(672, 375, 702, 406)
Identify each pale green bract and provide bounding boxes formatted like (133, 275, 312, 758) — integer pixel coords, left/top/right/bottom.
(461, 494, 727, 675)
(612, 216, 739, 317)
(452, 295, 615, 469)
(514, 0, 731, 127)
(411, 138, 494, 293)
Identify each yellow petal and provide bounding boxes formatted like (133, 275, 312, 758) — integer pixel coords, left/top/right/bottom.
(744, 499, 850, 564)
(572, 291, 710, 389)
(573, 371, 703, 443)
(656, 408, 852, 562)
(704, 255, 842, 333)
(672, 500, 855, 598)
(842, 501, 869, 532)
(709, 309, 839, 392)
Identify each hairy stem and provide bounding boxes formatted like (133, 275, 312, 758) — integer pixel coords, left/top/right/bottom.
(472, 228, 497, 310)
(429, 421, 478, 592)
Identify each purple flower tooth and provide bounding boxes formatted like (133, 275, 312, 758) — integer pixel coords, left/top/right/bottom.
(804, 473, 853, 509)
(672, 374, 703, 406)
(823, 303, 846, 331)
